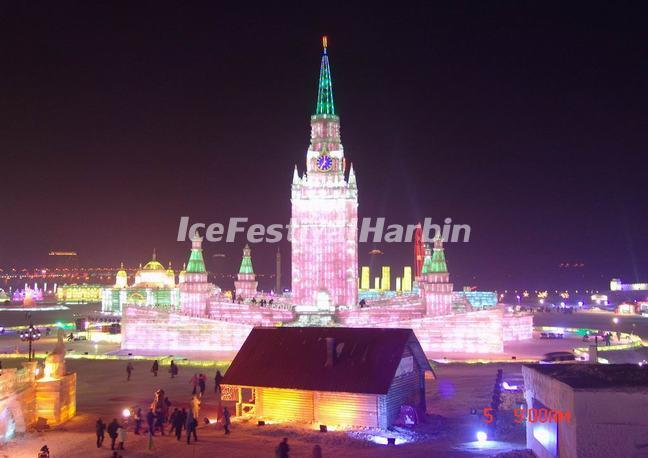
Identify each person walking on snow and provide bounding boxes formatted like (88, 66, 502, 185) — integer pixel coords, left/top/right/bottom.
(190, 394, 201, 419)
(169, 360, 178, 378)
(190, 373, 199, 394)
(223, 407, 231, 435)
(185, 410, 198, 444)
(163, 396, 171, 423)
(95, 418, 106, 448)
(276, 437, 290, 458)
(116, 424, 126, 450)
(146, 409, 155, 436)
(151, 360, 159, 376)
(175, 408, 187, 441)
(126, 362, 134, 381)
(214, 370, 223, 394)
(168, 408, 179, 435)
(198, 373, 206, 396)
(134, 408, 142, 435)
(155, 408, 165, 435)
(107, 418, 119, 450)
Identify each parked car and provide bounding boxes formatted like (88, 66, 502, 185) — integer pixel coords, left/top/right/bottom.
(540, 351, 576, 363)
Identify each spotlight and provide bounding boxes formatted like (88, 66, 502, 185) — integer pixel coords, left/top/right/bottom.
(122, 408, 131, 418)
(319, 424, 328, 433)
(476, 431, 488, 442)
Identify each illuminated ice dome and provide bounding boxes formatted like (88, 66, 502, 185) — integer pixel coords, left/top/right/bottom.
(133, 250, 175, 288)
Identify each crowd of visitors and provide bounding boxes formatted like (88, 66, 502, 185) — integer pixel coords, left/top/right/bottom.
(90, 360, 315, 456)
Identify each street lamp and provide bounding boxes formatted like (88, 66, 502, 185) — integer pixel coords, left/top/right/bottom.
(20, 321, 41, 361)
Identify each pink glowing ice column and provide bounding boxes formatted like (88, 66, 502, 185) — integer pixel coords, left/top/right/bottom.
(290, 37, 358, 308)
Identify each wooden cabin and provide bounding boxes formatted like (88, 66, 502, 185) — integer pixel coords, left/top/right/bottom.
(222, 327, 434, 429)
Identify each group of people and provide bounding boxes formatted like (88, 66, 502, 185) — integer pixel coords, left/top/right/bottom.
(190, 372, 208, 396)
(115, 388, 205, 445)
(167, 406, 198, 443)
(250, 297, 273, 307)
(95, 418, 126, 451)
(128, 360, 223, 383)
(232, 295, 276, 307)
(106, 363, 234, 451)
(137, 387, 231, 445)
(94, 404, 313, 456)
(273, 438, 323, 458)
(190, 370, 224, 396)
(581, 330, 621, 346)
(144, 389, 174, 435)
(104, 366, 231, 448)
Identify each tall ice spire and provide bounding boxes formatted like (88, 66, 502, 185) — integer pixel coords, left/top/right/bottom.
(421, 244, 433, 275)
(179, 229, 214, 316)
(292, 36, 358, 309)
(307, 36, 342, 169)
(238, 244, 254, 275)
(348, 162, 356, 187)
(430, 236, 448, 273)
(315, 35, 335, 116)
(418, 235, 452, 316)
(186, 231, 206, 273)
(235, 244, 258, 299)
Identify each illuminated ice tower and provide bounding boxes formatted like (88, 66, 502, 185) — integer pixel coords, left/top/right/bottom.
(180, 231, 216, 316)
(418, 237, 453, 316)
(291, 37, 358, 308)
(234, 244, 258, 300)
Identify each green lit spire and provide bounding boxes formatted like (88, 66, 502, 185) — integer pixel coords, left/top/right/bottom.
(315, 36, 335, 116)
(422, 237, 448, 274)
(186, 232, 206, 273)
(421, 244, 433, 274)
(238, 244, 254, 274)
(430, 237, 448, 273)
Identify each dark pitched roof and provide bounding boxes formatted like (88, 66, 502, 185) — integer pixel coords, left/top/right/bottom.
(224, 327, 433, 394)
(524, 364, 648, 390)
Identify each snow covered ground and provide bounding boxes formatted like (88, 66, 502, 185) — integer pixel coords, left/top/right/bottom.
(0, 359, 526, 457)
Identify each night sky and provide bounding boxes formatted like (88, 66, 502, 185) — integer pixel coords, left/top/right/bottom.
(1, 2, 647, 290)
